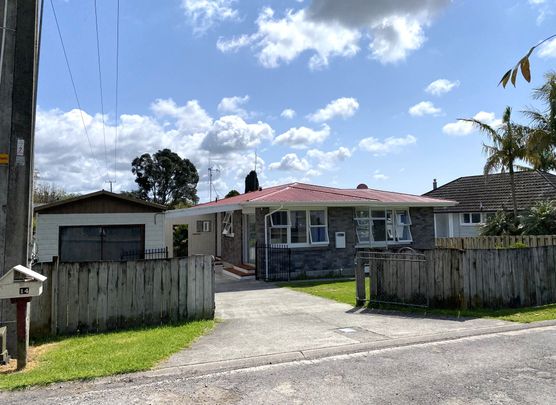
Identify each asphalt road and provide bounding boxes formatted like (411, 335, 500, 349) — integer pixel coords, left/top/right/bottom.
(2, 325, 555, 404)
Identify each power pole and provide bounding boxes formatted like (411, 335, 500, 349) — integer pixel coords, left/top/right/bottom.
(0, 0, 42, 364)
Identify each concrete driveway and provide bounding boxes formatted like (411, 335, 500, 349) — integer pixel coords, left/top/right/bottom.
(157, 269, 514, 373)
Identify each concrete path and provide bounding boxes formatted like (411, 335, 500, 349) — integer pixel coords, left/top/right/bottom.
(157, 269, 514, 372)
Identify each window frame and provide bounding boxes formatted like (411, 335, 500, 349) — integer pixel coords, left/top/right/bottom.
(268, 208, 329, 247)
(222, 211, 234, 237)
(354, 207, 413, 247)
(460, 212, 484, 226)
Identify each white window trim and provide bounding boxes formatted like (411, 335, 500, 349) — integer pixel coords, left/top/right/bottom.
(459, 212, 484, 226)
(268, 208, 329, 248)
(222, 211, 234, 237)
(354, 207, 413, 247)
(202, 220, 211, 232)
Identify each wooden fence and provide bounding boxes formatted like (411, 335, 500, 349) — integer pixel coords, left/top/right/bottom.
(435, 235, 556, 250)
(358, 246, 556, 309)
(30, 255, 214, 337)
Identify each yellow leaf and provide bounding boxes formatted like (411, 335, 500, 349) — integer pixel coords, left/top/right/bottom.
(511, 67, 518, 86)
(520, 57, 531, 82)
(499, 69, 512, 88)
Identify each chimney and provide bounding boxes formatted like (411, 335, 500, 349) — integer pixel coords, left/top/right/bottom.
(433, 179, 438, 190)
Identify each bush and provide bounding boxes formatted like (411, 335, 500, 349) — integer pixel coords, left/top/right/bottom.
(520, 200, 556, 235)
(481, 210, 520, 236)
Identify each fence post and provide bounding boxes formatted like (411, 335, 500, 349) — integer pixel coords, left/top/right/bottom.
(355, 254, 366, 306)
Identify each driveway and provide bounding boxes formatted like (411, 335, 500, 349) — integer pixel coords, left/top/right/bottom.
(158, 269, 514, 371)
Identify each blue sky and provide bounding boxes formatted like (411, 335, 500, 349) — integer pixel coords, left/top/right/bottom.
(35, 0, 556, 202)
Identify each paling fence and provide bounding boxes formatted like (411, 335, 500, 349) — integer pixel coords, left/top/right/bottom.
(435, 235, 556, 249)
(30, 255, 214, 337)
(356, 246, 556, 309)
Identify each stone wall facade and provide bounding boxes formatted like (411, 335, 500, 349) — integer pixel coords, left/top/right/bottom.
(409, 207, 435, 250)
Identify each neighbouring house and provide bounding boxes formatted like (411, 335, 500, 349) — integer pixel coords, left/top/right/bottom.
(34, 190, 167, 263)
(423, 171, 556, 238)
(165, 182, 455, 278)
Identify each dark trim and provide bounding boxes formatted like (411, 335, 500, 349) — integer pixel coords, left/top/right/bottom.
(34, 190, 166, 213)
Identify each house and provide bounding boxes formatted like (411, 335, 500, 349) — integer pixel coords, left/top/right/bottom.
(423, 171, 556, 238)
(34, 190, 167, 263)
(165, 182, 455, 278)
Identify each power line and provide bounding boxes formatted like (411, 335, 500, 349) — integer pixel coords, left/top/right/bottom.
(113, 0, 120, 183)
(49, 0, 101, 173)
(93, 0, 109, 177)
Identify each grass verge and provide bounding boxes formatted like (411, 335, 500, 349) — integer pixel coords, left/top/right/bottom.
(0, 320, 214, 391)
(279, 279, 556, 323)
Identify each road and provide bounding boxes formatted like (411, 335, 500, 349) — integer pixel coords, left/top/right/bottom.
(2, 325, 555, 404)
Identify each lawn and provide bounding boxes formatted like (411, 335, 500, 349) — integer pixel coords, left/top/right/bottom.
(279, 279, 556, 323)
(0, 320, 214, 390)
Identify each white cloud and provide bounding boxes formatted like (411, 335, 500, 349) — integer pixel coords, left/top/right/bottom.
(269, 153, 311, 172)
(373, 171, 389, 180)
(408, 101, 442, 117)
(306, 147, 352, 170)
(307, 97, 359, 122)
(281, 108, 296, 119)
(273, 124, 330, 149)
(181, 0, 239, 34)
(34, 99, 277, 199)
(217, 1, 449, 68)
(217, 95, 250, 118)
(150, 98, 212, 134)
(217, 8, 360, 70)
(425, 79, 460, 96)
(358, 134, 417, 155)
(442, 111, 502, 136)
(538, 37, 556, 58)
(528, 0, 552, 24)
(201, 115, 273, 153)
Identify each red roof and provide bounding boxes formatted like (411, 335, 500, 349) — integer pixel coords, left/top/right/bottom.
(191, 183, 455, 209)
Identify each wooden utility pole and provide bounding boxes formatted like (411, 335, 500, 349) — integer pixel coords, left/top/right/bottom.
(0, 0, 42, 365)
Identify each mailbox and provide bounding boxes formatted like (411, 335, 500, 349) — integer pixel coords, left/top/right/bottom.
(335, 232, 346, 249)
(0, 265, 46, 299)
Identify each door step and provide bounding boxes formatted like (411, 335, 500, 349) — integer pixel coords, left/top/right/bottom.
(222, 262, 256, 279)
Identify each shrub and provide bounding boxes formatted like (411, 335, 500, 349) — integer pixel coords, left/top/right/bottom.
(520, 200, 556, 235)
(481, 210, 520, 236)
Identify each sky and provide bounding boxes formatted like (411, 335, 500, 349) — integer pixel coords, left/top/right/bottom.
(35, 0, 556, 202)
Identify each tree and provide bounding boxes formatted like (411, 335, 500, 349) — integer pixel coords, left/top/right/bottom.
(225, 189, 240, 198)
(33, 183, 77, 204)
(523, 72, 556, 171)
(520, 200, 556, 235)
(131, 149, 199, 207)
(173, 225, 188, 257)
(499, 34, 556, 88)
(244, 170, 259, 193)
(460, 106, 528, 218)
(481, 211, 520, 236)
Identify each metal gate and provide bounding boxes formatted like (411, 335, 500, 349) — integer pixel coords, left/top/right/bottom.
(255, 243, 291, 281)
(356, 249, 429, 307)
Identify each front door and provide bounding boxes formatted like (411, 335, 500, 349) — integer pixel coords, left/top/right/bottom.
(243, 214, 256, 265)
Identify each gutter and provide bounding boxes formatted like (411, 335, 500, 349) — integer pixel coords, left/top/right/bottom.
(264, 205, 283, 280)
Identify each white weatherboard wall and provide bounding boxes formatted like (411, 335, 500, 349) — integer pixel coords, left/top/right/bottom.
(35, 213, 166, 263)
(434, 213, 482, 238)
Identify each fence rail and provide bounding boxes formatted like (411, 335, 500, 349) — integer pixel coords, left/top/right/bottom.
(435, 235, 556, 250)
(356, 246, 556, 309)
(120, 247, 169, 261)
(30, 255, 214, 337)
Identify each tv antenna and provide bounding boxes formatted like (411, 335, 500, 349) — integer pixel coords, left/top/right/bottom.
(208, 166, 220, 202)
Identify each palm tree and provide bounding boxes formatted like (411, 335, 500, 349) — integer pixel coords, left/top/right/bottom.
(460, 106, 528, 218)
(523, 72, 556, 170)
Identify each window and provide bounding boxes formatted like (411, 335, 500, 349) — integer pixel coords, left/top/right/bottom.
(461, 213, 482, 225)
(309, 210, 328, 244)
(290, 210, 307, 244)
(354, 208, 412, 245)
(268, 209, 328, 246)
(196, 220, 211, 233)
(222, 212, 234, 237)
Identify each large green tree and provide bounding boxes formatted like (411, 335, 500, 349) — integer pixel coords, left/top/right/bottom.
(33, 183, 78, 204)
(523, 72, 556, 171)
(460, 106, 528, 217)
(131, 149, 199, 207)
